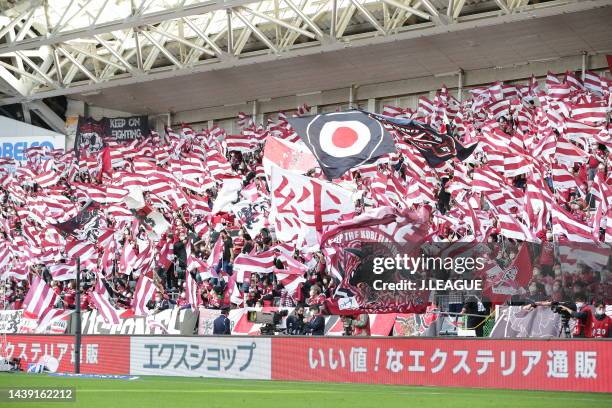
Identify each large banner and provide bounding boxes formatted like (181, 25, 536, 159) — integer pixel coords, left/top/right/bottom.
(2, 335, 129, 374)
(81, 308, 197, 335)
(271, 338, 612, 392)
(75, 115, 149, 154)
(130, 337, 271, 379)
(0, 310, 70, 334)
(0, 135, 65, 161)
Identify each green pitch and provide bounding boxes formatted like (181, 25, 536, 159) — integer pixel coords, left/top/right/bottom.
(1, 373, 610, 408)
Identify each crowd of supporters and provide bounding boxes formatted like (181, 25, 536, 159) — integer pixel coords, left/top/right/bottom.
(0, 69, 611, 338)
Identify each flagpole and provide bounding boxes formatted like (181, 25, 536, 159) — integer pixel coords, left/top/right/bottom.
(75, 257, 81, 374)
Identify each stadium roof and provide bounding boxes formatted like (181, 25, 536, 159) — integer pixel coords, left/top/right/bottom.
(0, 0, 609, 113)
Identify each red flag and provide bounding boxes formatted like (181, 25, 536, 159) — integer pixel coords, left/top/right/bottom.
(100, 146, 113, 181)
(607, 55, 612, 74)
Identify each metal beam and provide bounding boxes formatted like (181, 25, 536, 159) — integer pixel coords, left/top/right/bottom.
(182, 17, 224, 57)
(94, 34, 138, 72)
(57, 47, 99, 83)
(238, 6, 317, 39)
(0, 0, 262, 54)
(0, 65, 29, 96)
(0, 0, 604, 105)
(381, 0, 432, 20)
(330, 0, 337, 39)
(14, 51, 59, 87)
(52, 47, 63, 84)
(140, 30, 184, 69)
(283, 0, 325, 38)
(28, 100, 66, 133)
(349, 0, 386, 34)
(0, 60, 47, 86)
(21, 103, 31, 123)
(420, 0, 440, 17)
(148, 26, 217, 57)
(227, 9, 234, 55)
(0, 8, 33, 40)
(452, 0, 466, 18)
(233, 9, 278, 54)
(493, 0, 510, 13)
(134, 29, 144, 70)
(62, 43, 125, 71)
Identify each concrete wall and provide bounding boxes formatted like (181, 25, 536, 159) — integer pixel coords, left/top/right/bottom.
(169, 52, 610, 131)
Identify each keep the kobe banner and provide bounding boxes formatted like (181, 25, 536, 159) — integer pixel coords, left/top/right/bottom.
(320, 207, 432, 315)
(75, 115, 149, 153)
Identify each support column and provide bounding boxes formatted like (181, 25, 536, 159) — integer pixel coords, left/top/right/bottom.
(349, 84, 356, 109)
(367, 98, 377, 113)
(21, 103, 31, 123)
(457, 68, 464, 101)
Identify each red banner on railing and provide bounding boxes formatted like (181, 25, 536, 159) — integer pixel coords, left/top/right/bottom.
(3, 335, 130, 374)
(271, 338, 612, 392)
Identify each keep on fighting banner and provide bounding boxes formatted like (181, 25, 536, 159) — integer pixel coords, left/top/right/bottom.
(0, 135, 65, 161)
(3, 336, 611, 392)
(0, 310, 70, 334)
(75, 115, 149, 153)
(81, 308, 198, 335)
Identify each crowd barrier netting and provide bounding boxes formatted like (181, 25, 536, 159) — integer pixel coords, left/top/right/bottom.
(3, 335, 611, 392)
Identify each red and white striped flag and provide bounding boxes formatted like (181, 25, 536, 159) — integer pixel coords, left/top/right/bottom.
(48, 261, 77, 281)
(417, 96, 434, 118)
(547, 82, 571, 100)
(495, 212, 538, 242)
(570, 102, 608, 125)
(23, 276, 57, 318)
(551, 203, 593, 242)
(90, 278, 121, 324)
(185, 271, 200, 311)
(119, 241, 137, 275)
(551, 162, 577, 189)
(472, 166, 505, 192)
(555, 137, 588, 165)
(237, 112, 254, 128)
(233, 250, 277, 275)
(224, 134, 257, 152)
(583, 71, 605, 94)
(131, 275, 156, 316)
(35, 308, 73, 333)
(275, 271, 305, 300)
(34, 169, 60, 188)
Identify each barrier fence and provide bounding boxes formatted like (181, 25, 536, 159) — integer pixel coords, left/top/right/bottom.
(3, 335, 610, 393)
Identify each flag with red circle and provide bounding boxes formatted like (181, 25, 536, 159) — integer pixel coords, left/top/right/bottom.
(287, 111, 396, 180)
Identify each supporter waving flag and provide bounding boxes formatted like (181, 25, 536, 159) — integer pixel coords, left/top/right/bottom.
(132, 274, 156, 316)
(90, 277, 121, 324)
